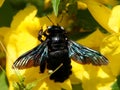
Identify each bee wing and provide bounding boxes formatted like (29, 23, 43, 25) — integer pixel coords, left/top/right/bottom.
(68, 40, 109, 65)
(12, 41, 48, 69)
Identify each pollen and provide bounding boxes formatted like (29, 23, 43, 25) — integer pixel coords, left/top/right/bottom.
(41, 35, 46, 41)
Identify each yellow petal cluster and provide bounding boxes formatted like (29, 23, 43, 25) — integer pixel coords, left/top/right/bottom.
(100, 5, 120, 77)
(85, 0, 112, 33)
(108, 5, 120, 33)
(73, 29, 115, 90)
(77, 0, 120, 90)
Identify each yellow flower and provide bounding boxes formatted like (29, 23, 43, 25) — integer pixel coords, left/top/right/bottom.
(77, 1, 120, 89)
(85, 0, 112, 33)
(75, 1, 120, 89)
(101, 5, 120, 76)
(0, 5, 41, 90)
(108, 5, 120, 33)
(71, 29, 115, 90)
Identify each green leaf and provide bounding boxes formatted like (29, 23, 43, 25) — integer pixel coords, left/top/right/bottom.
(51, 0, 60, 16)
(67, 1, 78, 16)
(0, 0, 18, 27)
(112, 75, 120, 90)
(0, 71, 8, 90)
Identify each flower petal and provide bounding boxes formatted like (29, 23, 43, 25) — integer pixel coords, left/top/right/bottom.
(100, 33, 120, 76)
(0, 0, 4, 7)
(70, 60, 85, 84)
(81, 65, 115, 90)
(108, 5, 120, 33)
(3, 5, 43, 90)
(100, 33, 120, 55)
(2, 5, 73, 90)
(85, 0, 112, 33)
(77, 29, 106, 49)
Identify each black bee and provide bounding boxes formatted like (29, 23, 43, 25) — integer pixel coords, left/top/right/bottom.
(12, 25, 109, 82)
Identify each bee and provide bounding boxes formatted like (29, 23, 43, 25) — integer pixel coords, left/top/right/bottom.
(12, 25, 109, 82)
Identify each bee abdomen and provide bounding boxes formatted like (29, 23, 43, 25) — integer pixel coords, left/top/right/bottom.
(47, 49, 72, 82)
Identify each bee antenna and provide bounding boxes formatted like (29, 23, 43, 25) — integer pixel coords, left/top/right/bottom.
(46, 15, 54, 25)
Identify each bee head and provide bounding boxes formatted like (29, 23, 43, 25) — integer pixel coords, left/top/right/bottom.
(47, 25, 65, 33)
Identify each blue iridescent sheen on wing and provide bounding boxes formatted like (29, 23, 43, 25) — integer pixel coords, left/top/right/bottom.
(13, 41, 48, 69)
(68, 40, 108, 65)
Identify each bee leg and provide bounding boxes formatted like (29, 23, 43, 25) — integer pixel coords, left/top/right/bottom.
(40, 59, 46, 73)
